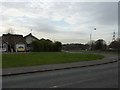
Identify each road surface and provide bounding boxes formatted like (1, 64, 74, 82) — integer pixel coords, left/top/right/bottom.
(2, 62, 118, 88)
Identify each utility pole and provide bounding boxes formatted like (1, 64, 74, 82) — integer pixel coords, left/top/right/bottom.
(112, 31, 115, 41)
(89, 28, 96, 50)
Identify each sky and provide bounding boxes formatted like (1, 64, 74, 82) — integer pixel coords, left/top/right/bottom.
(0, 0, 119, 44)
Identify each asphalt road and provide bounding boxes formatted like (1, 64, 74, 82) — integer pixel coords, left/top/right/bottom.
(2, 62, 118, 88)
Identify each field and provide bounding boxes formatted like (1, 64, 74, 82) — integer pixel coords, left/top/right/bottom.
(2, 52, 104, 68)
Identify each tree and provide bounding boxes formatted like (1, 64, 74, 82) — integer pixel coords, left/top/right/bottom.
(95, 39, 107, 51)
(31, 40, 40, 52)
(109, 41, 118, 50)
(6, 28, 14, 34)
(31, 38, 62, 52)
(109, 38, 120, 51)
(53, 41, 62, 52)
(87, 40, 95, 50)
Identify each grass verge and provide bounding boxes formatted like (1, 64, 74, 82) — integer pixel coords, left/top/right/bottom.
(2, 52, 104, 68)
(0, 53, 2, 68)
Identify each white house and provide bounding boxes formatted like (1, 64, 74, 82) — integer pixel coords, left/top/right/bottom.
(24, 33, 39, 51)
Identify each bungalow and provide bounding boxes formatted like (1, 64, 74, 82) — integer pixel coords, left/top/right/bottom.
(0, 33, 39, 52)
(1, 33, 26, 52)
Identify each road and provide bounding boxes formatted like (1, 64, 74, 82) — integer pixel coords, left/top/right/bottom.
(2, 62, 118, 88)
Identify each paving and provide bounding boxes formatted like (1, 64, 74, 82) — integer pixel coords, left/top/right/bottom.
(2, 54, 118, 76)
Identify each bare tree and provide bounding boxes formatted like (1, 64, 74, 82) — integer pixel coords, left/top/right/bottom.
(6, 28, 14, 34)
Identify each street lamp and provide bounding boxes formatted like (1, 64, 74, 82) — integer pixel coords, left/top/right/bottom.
(89, 27, 96, 50)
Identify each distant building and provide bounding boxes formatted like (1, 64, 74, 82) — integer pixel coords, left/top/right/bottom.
(1, 33, 26, 52)
(24, 33, 39, 51)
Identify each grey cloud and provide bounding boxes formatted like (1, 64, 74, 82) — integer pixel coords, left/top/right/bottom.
(33, 22, 59, 33)
(47, 2, 118, 26)
(118, 2, 120, 38)
(2, 2, 118, 26)
(93, 2, 118, 25)
(13, 17, 59, 33)
(1, 2, 28, 9)
(1, 1, 118, 44)
(72, 2, 117, 25)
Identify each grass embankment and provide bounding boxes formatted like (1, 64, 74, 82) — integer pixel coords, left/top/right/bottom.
(0, 53, 2, 68)
(2, 52, 104, 68)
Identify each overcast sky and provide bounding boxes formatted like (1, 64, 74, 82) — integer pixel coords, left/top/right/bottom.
(0, 0, 119, 44)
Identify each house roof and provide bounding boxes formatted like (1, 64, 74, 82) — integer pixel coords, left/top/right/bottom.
(2, 33, 26, 44)
(3, 33, 23, 37)
(24, 33, 39, 40)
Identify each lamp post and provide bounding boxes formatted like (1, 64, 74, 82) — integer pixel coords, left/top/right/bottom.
(90, 28, 96, 50)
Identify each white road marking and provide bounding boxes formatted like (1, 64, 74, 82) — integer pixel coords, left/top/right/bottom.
(49, 78, 96, 88)
(49, 86, 58, 88)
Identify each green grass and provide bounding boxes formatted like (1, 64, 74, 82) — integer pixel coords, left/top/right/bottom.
(0, 53, 2, 68)
(2, 52, 104, 68)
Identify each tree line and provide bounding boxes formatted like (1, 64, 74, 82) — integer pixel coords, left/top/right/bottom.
(31, 38, 62, 52)
(62, 38, 120, 51)
(31, 38, 120, 52)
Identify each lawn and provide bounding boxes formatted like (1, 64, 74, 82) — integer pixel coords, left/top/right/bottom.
(2, 52, 104, 68)
(0, 53, 2, 68)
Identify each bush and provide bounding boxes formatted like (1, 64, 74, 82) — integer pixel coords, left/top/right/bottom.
(31, 39, 62, 52)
